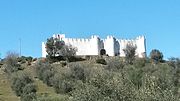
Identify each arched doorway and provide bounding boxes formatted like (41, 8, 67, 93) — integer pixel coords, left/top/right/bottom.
(100, 49, 106, 55)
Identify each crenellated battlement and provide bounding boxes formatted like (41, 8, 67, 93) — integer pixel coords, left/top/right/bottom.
(65, 38, 93, 44)
(42, 34, 146, 58)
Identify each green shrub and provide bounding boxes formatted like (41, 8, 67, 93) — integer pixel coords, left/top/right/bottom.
(71, 84, 103, 101)
(21, 83, 37, 101)
(35, 61, 55, 86)
(60, 61, 67, 67)
(123, 44, 137, 64)
(96, 58, 107, 65)
(67, 56, 86, 62)
(69, 63, 86, 81)
(32, 58, 37, 62)
(21, 93, 37, 101)
(11, 71, 34, 96)
(106, 58, 124, 71)
(68, 62, 94, 83)
(150, 49, 163, 63)
(52, 74, 74, 94)
(136, 74, 177, 101)
(35, 61, 50, 80)
(125, 65, 143, 89)
(17, 56, 33, 64)
(133, 58, 146, 68)
(72, 71, 136, 101)
(4, 52, 20, 73)
(47, 56, 65, 63)
(26, 56, 33, 62)
(42, 69, 54, 86)
(21, 59, 27, 64)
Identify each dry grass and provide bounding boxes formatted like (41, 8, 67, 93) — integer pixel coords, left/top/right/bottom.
(0, 69, 20, 101)
(0, 64, 60, 101)
(23, 65, 60, 97)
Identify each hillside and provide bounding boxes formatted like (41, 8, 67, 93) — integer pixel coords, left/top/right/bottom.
(0, 55, 180, 101)
(0, 69, 20, 101)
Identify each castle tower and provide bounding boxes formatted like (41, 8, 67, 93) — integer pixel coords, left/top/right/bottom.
(42, 42, 47, 57)
(136, 36, 146, 58)
(89, 35, 100, 55)
(104, 36, 115, 56)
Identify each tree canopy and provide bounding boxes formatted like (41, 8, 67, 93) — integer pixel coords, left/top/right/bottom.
(123, 43, 137, 64)
(150, 49, 163, 63)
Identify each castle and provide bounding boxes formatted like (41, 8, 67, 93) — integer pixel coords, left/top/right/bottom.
(42, 34, 146, 58)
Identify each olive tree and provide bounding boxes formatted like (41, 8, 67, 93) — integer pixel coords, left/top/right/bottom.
(4, 52, 20, 73)
(11, 71, 35, 96)
(150, 49, 163, 63)
(46, 37, 65, 57)
(46, 37, 77, 62)
(123, 44, 137, 64)
(60, 45, 77, 61)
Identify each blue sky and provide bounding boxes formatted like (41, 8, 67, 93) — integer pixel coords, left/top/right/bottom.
(0, 0, 180, 59)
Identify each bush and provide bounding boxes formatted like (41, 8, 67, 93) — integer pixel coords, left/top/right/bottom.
(133, 58, 146, 68)
(4, 52, 21, 73)
(136, 74, 177, 101)
(73, 70, 136, 101)
(42, 69, 54, 86)
(21, 83, 37, 101)
(47, 56, 65, 63)
(60, 61, 67, 67)
(32, 58, 37, 62)
(123, 44, 137, 64)
(125, 65, 143, 89)
(46, 37, 65, 57)
(21, 93, 37, 101)
(150, 49, 163, 63)
(96, 58, 107, 65)
(17, 56, 33, 64)
(22, 83, 37, 95)
(11, 71, 34, 96)
(35, 61, 54, 86)
(68, 62, 94, 83)
(57, 45, 77, 62)
(71, 84, 103, 101)
(67, 56, 86, 62)
(52, 74, 74, 94)
(106, 58, 124, 71)
(46, 37, 77, 62)
(51, 62, 90, 94)
(69, 63, 86, 81)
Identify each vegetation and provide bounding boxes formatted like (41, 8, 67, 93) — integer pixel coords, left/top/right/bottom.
(96, 58, 107, 65)
(46, 37, 77, 62)
(1, 41, 180, 100)
(2, 52, 37, 101)
(35, 61, 55, 86)
(46, 37, 65, 57)
(0, 67, 20, 101)
(4, 52, 21, 73)
(18, 56, 33, 65)
(150, 49, 163, 63)
(123, 44, 137, 64)
(11, 71, 37, 101)
(32, 55, 180, 100)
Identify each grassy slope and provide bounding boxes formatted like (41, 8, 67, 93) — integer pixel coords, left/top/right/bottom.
(0, 64, 60, 101)
(0, 69, 20, 101)
(24, 65, 62, 97)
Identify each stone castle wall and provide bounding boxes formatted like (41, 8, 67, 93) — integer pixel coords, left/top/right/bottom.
(42, 34, 146, 58)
